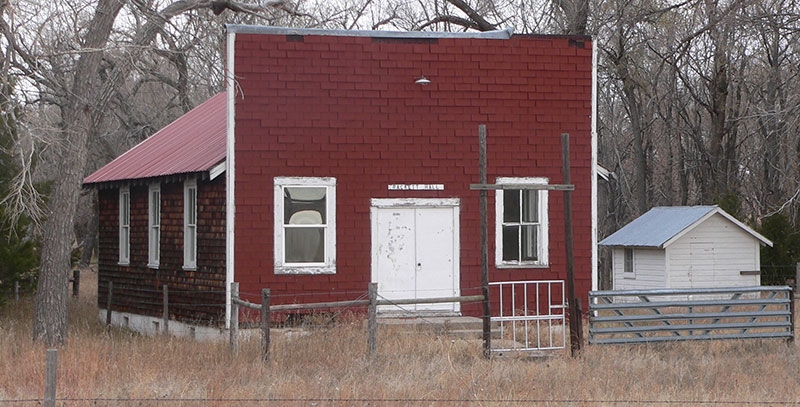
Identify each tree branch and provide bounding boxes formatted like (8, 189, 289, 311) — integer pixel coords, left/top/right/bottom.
(416, 15, 481, 31)
(443, 0, 496, 31)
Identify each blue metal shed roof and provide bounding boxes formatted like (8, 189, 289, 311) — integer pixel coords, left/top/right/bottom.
(598, 205, 772, 248)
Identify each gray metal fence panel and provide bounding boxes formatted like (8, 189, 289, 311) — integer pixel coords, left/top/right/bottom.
(588, 286, 794, 345)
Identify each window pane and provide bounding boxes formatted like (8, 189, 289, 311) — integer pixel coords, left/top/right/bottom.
(151, 227, 160, 261)
(502, 225, 519, 261)
(121, 227, 129, 259)
(624, 249, 633, 273)
(188, 188, 197, 224)
(285, 227, 325, 263)
(121, 194, 130, 225)
(284, 187, 326, 224)
(151, 191, 160, 225)
(187, 225, 196, 262)
(503, 190, 520, 222)
(521, 225, 538, 261)
(522, 190, 538, 223)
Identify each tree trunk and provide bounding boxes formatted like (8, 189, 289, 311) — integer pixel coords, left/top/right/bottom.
(80, 192, 99, 268)
(33, 0, 125, 347)
(556, 0, 589, 35)
(703, 0, 730, 203)
(31, 0, 283, 347)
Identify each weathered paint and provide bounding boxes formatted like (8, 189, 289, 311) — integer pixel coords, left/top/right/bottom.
(371, 198, 460, 314)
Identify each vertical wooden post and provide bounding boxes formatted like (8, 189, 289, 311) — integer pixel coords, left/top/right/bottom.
(106, 281, 113, 327)
(261, 289, 271, 363)
(44, 349, 58, 407)
(561, 133, 582, 356)
(72, 269, 80, 297)
(479, 124, 492, 358)
(162, 284, 169, 335)
(230, 282, 239, 355)
(14, 281, 19, 301)
(367, 283, 378, 360)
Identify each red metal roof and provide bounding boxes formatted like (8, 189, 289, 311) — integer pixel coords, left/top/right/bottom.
(83, 92, 227, 185)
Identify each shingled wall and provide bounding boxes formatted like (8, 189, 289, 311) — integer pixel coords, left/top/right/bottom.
(97, 176, 226, 325)
(231, 31, 594, 317)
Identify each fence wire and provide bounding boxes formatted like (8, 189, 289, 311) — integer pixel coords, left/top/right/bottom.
(4, 398, 800, 406)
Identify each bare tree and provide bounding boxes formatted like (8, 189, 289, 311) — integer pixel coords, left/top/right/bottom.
(2, 0, 299, 347)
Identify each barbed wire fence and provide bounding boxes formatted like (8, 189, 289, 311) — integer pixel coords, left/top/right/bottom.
(6, 396, 800, 406)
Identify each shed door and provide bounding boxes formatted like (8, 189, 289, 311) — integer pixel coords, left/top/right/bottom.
(689, 242, 715, 288)
(371, 199, 460, 314)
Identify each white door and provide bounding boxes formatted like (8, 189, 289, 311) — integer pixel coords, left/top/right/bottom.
(371, 199, 460, 314)
(689, 242, 715, 288)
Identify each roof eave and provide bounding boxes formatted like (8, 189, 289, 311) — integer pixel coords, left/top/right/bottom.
(226, 24, 515, 39)
(82, 168, 223, 190)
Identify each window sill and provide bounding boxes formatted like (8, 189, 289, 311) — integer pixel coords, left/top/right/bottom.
(148, 264, 159, 270)
(183, 266, 197, 271)
(275, 265, 336, 275)
(495, 263, 549, 269)
(118, 262, 129, 267)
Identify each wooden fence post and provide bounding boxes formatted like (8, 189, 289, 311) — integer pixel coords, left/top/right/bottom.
(230, 282, 239, 356)
(44, 349, 57, 407)
(562, 133, 582, 356)
(162, 284, 169, 335)
(478, 124, 492, 358)
(261, 289, 271, 363)
(106, 281, 113, 327)
(367, 283, 378, 360)
(14, 281, 19, 301)
(72, 269, 80, 297)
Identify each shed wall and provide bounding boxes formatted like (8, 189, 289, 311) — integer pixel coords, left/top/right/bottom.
(611, 247, 666, 290)
(666, 214, 761, 289)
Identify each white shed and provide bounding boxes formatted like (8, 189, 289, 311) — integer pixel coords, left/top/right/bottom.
(599, 206, 773, 291)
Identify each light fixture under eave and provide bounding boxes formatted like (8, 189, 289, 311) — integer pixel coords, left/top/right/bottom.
(415, 76, 431, 86)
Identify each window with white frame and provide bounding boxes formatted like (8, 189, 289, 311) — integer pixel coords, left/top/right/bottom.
(623, 248, 634, 276)
(274, 177, 336, 274)
(495, 177, 549, 267)
(183, 179, 198, 270)
(148, 183, 161, 268)
(118, 185, 130, 265)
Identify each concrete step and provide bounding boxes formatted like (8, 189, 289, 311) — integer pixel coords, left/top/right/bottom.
(375, 315, 500, 339)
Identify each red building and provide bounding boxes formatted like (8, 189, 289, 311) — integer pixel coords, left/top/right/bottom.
(85, 25, 597, 336)
(226, 26, 597, 319)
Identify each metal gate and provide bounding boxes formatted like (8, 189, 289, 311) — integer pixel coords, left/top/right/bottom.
(490, 280, 567, 352)
(588, 286, 795, 345)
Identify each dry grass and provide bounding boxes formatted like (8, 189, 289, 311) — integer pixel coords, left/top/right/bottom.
(2, 273, 800, 406)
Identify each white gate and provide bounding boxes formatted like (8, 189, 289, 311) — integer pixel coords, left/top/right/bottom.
(490, 280, 567, 352)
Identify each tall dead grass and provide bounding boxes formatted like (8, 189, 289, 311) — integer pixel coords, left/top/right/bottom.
(2, 273, 800, 406)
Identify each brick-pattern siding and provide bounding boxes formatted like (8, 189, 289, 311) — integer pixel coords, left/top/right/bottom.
(232, 32, 594, 317)
(97, 176, 226, 325)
